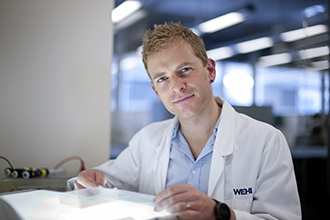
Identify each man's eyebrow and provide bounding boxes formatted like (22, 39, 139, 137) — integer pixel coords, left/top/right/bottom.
(176, 62, 194, 70)
(151, 71, 166, 81)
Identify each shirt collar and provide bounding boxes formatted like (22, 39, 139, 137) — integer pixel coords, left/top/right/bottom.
(171, 112, 222, 140)
(172, 120, 180, 140)
(213, 113, 221, 136)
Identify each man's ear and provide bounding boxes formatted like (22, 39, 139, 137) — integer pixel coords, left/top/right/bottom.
(206, 58, 216, 81)
(151, 81, 161, 100)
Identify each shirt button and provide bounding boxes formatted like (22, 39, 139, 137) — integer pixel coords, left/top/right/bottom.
(192, 170, 197, 175)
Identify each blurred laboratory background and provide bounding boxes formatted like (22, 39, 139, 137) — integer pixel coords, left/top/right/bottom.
(1, 0, 328, 219)
(110, 0, 329, 219)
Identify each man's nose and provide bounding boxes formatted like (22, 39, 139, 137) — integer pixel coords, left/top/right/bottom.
(171, 76, 186, 93)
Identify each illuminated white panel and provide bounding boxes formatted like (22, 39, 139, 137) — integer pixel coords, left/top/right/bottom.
(304, 5, 325, 18)
(207, 47, 234, 60)
(258, 53, 292, 67)
(223, 72, 254, 90)
(280, 25, 328, 42)
(0, 188, 172, 220)
(112, 1, 142, 23)
(299, 46, 329, 59)
(311, 60, 329, 70)
(198, 12, 244, 34)
(235, 37, 274, 54)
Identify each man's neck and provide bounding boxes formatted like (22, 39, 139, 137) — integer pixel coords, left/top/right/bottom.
(178, 100, 222, 160)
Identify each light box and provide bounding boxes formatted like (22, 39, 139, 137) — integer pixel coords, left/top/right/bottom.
(0, 187, 176, 220)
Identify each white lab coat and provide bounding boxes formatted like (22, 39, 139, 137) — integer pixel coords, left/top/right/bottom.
(90, 97, 301, 219)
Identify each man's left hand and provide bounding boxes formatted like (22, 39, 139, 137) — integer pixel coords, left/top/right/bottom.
(153, 184, 217, 220)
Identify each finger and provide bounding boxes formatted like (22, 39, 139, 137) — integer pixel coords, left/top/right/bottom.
(166, 201, 194, 213)
(154, 184, 192, 204)
(154, 190, 194, 212)
(77, 177, 95, 189)
(75, 170, 99, 189)
(73, 179, 86, 190)
(155, 192, 193, 211)
(94, 170, 107, 187)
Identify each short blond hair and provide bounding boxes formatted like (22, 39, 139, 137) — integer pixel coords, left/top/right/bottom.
(142, 22, 208, 79)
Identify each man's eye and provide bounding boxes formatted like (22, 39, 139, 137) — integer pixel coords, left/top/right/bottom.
(157, 77, 166, 83)
(180, 67, 191, 74)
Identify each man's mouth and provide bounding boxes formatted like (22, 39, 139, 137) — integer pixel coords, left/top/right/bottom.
(174, 94, 194, 104)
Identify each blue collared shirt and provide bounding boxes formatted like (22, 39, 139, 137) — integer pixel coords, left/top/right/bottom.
(165, 115, 221, 194)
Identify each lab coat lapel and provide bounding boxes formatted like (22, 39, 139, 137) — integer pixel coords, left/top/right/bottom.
(153, 117, 178, 195)
(208, 99, 235, 199)
(208, 145, 225, 199)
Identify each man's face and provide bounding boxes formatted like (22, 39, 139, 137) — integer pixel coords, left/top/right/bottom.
(148, 39, 216, 120)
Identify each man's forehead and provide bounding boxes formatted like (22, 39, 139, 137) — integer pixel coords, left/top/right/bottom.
(148, 40, 195, 65)
(151, 38, 191, 55)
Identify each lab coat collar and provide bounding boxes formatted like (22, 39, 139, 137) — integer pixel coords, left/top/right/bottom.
(215, 97, 235, 156)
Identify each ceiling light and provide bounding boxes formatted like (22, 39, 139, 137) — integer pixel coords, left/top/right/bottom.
(207, 47, 234, 60)
(280, 24, 328, 42)
(299, 46, 329, 59)
(114, 10, 147, 30)
(310, 60, 329, 70)
(304, 5, 325, 18)
(112, 1, 142, 24)
(198, 12, 244, 34)
(235, 37, 274, 54)
(258, 53, 292, 67)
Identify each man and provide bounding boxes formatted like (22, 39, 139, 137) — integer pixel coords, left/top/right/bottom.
(73, 22, 301, 220)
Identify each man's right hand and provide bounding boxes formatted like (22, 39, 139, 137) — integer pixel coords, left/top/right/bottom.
(74, 169, 107, 190)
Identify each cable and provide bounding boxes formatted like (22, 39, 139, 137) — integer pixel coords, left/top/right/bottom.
(1, 155, 85, 178)
(53, 156, 85, 172)
(1, 156, 15, 177)
(0, 156, 14, 169)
